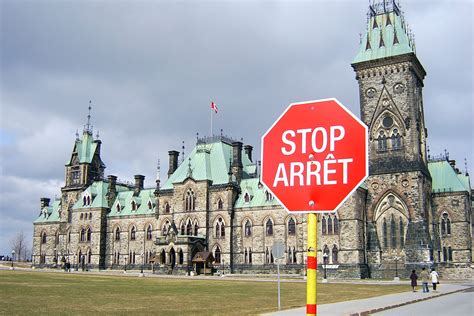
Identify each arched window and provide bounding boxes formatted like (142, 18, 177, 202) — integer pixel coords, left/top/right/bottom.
(442, 247, 447, 262)
(147, 201, 152, 210)
(448, 247, 453, 261)
(441, 218, 446, 235)
(87, 196, 91, 206)
(266, 218, 273, 236)
(178, 249, 184, 265)
(216, 218, 225, 238)
(164, 202, 170, 214)
(115, 227, 120, 241)
(186, 220, 192, 236)
(323, 245, 329, 264)
(146, 225, 152, 240)
(399, 217, 404, 247)
(80, 213, 84, 220)
(83, 196, 86, 206)
(160, 249, 166, 264)
(391, 129, 402, 150)
(249, 248, 252, 264)
(442, 213, 451, 235)
(287, 247, 293, 263)
(244, 193, 250, 203)
(288, 218, 296, 235)
(194, 221, 199, 236)
(180, 222, 185, 235)
(89, 212, 92, 219)
(131, 201, 137, 211)
(293, 246, 297, 264)
(80, 228, 86, 242)
(327, 216, 333, 234)
(41, 232, 47, 244)
(390, 215, 397, 248)
(377, 131, 387, 151)
(383, 219, 388, 249)
(217, 198, 223, 210)
(116, 203, 121, 213)
(87, 249, 92, 264)
(333, 217, 339, 234)
(322, 216, 327, 235)
(185, 189, 195, 211)
(162, 221, 170, 236)
(130, 226, 136, 240)
(244, 220, 252, 237)
(332, 245, 338, 264)
(214, 246, 221, 264)
(86, 227, 91, 242)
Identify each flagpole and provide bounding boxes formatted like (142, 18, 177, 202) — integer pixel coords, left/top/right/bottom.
(211, 106, 213, 136)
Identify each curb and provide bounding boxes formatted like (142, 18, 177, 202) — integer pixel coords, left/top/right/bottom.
(349, 286, 473, 316)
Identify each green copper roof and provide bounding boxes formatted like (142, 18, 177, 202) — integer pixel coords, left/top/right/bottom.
(162, 137, 256, 190)
(353, 2, 415, 64)
(108, 188, 156, 217)
(66, 131, 100, 165)
(235, 178, 282, 208)
(34, 199, 61, 223)
(428, 160, 471, 193)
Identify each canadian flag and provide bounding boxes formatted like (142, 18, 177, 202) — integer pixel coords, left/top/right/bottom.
(211, 101, 218, 113)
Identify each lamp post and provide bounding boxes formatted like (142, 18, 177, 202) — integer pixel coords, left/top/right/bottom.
(124, 255, 128, 273)
(394, 256, 400, 281)
(322, 253, 328, 283)
(10, 250, 15, 270)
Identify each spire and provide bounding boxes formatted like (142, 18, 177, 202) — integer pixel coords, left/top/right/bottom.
(83, 101, 93, 135)
(156, 159, 161, 189)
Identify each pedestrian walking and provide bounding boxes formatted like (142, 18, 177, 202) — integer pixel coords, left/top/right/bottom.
(420, 267, 429, 293)
(430, 268, 440, 291)
(409, 269, 418, 292)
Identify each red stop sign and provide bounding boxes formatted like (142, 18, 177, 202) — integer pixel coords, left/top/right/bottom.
(261, 98, 368, 213)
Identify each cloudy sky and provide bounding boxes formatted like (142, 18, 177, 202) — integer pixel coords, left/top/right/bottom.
(0, 0, 472, 255)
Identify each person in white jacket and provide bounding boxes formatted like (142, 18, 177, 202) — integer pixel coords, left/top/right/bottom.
(430, 268, 440, 291)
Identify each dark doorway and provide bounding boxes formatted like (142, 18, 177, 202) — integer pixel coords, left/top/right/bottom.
(170, 248, 176, 269)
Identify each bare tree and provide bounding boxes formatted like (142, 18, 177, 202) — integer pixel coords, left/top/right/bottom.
(10, 231, 29, 261)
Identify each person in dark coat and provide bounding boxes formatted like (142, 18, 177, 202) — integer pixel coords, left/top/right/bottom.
(410, 269, 418, 292)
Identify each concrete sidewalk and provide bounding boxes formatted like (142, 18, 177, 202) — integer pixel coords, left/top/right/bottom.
(264, 283, 473, 316)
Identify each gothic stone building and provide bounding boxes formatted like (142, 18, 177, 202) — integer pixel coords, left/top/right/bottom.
(33, 1, 473, 279)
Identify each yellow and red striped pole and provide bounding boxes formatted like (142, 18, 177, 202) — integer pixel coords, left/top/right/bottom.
(306, 213, 317, 315)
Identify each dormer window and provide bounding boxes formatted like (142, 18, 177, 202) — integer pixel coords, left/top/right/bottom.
(265, 191, 273, 201)
(83, 196, 87, 206)
(147, 201, 153, 210)
(116, 203, 121, 213)
(131, 201, 137, 211)
(244, 193, 250, 203)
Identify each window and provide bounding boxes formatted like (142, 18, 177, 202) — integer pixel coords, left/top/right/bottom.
(162, 221, 170, 236)
(217, 198, 223, 210)
(83, 196, 87, 206)
(442, 247, 447, 262)
(214, 246, 221, 264)
(288, 218, 296, 235)
(448, 247, 453, 262)
(41, 232, 47, 244)
(86, 227, 91, 242)
(322, 216, 327, 235)
(89, 212, 92, 220)
(71, 167, 80, 184)
(186, 220, 192, 236)
(55, 232, 59, 245)
(399, 217, 404, 247)
(68, 231, 71, 243)
(390, 215, 397, 248)
(334, 217, 339, 234)
(383, 219, 388, 249)
(249, 248, 252, 264)
(244, 193, 250, 203)
(116, 203, 121, 213)
(80, 213, 84, 220)
(215, 218, 225, 238)
(377, 131, 387, 151)
(178, 249, 184, 265)
(185, 189, 195, 211)
(266, 219, 273, 236)
(148, 201, 153, 210)
(265, 191, 273, 201)
(146, 225, 152, 240)
(115, 227, 120, 241)
(80, 228, 86, 242)
(87, 196, 91, 206)
(131, 201, 137, 211)
(160, 249, 166, 264)
(265, 247, 274, 264)
(391, 129, 402, 150)
(328, 216, 333, 234)
(441, 213, 451, 236)
(244, 248, 248, 264)
(194, 221, 199, 236)
(180, 222, 185, 235)
(332, 245, 338, 264)
(164, 203, 170, 214)
(244, 220, 252, 237)
(130, 226, 136, 240)
(87, 250, 91, 264)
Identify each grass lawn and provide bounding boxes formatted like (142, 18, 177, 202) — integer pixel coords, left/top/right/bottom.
(0, 270, 407, 315)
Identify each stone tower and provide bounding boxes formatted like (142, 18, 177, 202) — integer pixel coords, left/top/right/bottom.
(351, 0, 434, 275)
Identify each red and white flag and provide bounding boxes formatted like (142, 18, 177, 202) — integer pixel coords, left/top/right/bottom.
(211, 101, 218, 113)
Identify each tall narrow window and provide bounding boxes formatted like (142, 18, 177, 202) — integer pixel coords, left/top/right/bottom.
(41, 232, 47, 244)
(146, 225, 152, 240)
(80, 228, 86, 242)
(216, 218, 225, 238)
(334, 217, 339, 234)
(266, 219, 273, 236)
(165, 203, 170, 214)
(194, 221, 199, 236)
(186, 220, 192, 236)
(399, 217, 404, 247)
(217, 198, 223, 210)
(244, 193, 250, 203)
(244, 248, 248, 264)
(130, 226, 136, 241)
(328, 216, 333, 234)
(391, 129, 402, 150)
(383, 219, 388, 249)
(448, 247, 453, 261)
(288, 218, 296, 235)
(446, 218, 451, 235)
(245, 220, 252, 237)
(86, 227, 91, 242)
(131, 201, 137, 211)
(147, 201, 152, 210)
(442, 247, 447, 262)
(87, 196, 91, 206)
(180, 222, 185, 235)
(185, 189, 195, 211)
(115, 227, 120, 241)
(441, 218, 446, 235)
(322, 216, 327, 235)
(390, 215, 397, 248)
(214, 246, 221, 264)
(249, 248, 252, 264)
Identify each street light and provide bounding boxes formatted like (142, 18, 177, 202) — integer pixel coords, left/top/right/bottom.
(11, 250, 15, 270)
(394, 256, 400, 281)
(322, 253, 328, 283)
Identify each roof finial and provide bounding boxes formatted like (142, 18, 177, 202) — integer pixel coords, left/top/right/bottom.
(464, 158, 469, 176)
(156, 159, 161, 186)
(220, 128, 223, 137)
(84, 100, 93, 135)
(196, 132, 199, 143)
(96, 130, 100, 140)
(181, 141, 185, 163)
(427, 146, 430, 159)
(75, 129, 79, 140)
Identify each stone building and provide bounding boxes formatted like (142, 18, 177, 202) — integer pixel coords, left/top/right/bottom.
(32, 1, 472, 279)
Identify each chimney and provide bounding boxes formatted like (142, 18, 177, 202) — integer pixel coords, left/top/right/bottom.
(40, 198, 50, 209)
(168, 150, 180, 178)
(244, 145, 253, 162)
(232, 141, 243, 183)
(107, 175, 117, 207)
(134, 174, 145, 193)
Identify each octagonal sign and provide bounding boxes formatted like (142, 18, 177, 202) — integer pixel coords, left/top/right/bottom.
(261, 98, 368, 213)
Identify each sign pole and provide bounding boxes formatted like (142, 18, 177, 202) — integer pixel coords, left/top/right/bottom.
(306, 213, 317, 316)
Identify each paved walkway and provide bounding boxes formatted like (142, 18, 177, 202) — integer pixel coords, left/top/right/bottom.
(264, 283, 473, 316)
